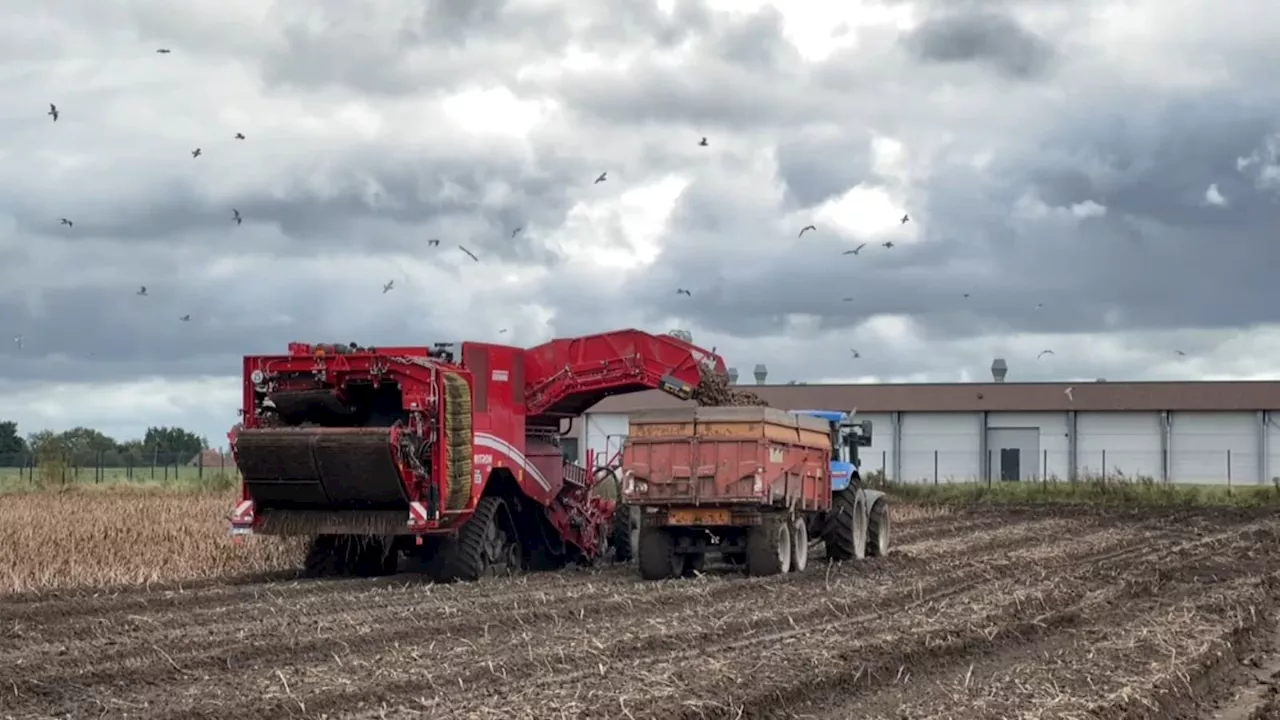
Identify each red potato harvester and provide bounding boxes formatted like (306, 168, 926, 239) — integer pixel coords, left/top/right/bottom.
(227, 329, 724, 582)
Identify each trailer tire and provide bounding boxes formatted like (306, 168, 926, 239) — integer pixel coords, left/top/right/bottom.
(824, 489, 867, 562)
(746, 517, 792, 577)
(866, 498, 890, 557)
(789, 515, 809, 573)
(638, 526, 682, 580)
(610, 503, 634, 563)
(303, 534, 346, 578)
(447, 496, 521, 582)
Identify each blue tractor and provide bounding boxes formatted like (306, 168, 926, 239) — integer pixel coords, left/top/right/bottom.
(790, 409, 890, 559)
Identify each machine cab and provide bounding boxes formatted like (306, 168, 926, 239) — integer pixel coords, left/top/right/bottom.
(791, 409, 873, 492)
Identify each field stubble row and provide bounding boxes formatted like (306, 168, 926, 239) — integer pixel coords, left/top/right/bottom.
(2, 493, 1280, 719)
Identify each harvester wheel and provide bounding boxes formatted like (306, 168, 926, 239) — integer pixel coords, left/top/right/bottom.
(448, 496, 521, 581)
(789, 515, 809, 573)
(823, 489, 867, 562)
(303, 534, 350, 578)
(637, 525, 682, 580)
(866, 498, 890, 557)
(745, 517, 792, 577)
(610, 503, 634, 563)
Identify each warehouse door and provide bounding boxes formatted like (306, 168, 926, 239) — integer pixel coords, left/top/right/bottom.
(1000, 448, 1020, 483)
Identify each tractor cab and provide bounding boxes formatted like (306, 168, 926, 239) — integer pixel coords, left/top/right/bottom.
(791, 409, 873, 491)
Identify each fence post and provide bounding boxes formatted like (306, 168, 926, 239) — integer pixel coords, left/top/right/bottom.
(987, 449, 993, 488)
(1102, 449, 1107, 481)
(933, 450, 938, 485)
(1227, 449, 1232, 492)
(1043, 449, 1048, 489)
(881, 450, 887, 480)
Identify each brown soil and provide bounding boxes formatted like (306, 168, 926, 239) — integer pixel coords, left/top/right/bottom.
(3, 505, 1280, 719)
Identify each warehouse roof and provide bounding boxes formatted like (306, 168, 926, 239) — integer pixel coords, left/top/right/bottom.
(587, 380, 1280, 414)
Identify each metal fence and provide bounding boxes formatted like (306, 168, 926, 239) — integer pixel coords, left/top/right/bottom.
(850, 449, 1269, 487)
(0, 451, 239, 486)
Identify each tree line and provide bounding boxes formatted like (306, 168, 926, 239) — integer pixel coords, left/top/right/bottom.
(0, 420, 209, 467)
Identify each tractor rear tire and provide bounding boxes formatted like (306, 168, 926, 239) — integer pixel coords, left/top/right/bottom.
(610, 503, 634, 563)
(866, 498, 890, 557)
(638, 525, 682, 580)
(745, 517, 792, 577)
(446, 496, 521, 582)
(824, 489, 867, 562)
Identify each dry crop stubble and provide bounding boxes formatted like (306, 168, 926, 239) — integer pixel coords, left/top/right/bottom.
(4, 502, 1280, 719)
(0, 488, 305, 594)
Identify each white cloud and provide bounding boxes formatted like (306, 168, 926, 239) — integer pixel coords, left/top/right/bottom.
(1204, 182, 1228, 207)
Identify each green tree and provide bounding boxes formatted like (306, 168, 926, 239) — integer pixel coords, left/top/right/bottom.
(142, 426, 207, 464)
(55, 427, 120, 465)
(0, 420, 26, 460)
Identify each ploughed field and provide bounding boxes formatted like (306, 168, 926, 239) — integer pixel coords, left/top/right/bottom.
(4, 504, 1280, 719)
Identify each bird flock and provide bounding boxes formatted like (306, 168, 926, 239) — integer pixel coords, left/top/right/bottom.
(31, 53, 1198, 373)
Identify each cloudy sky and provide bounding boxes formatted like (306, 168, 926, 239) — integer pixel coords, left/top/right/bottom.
(2, 0, 1279, 446)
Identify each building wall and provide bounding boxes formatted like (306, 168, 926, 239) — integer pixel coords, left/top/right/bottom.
(1171, 411, 1258, 485)
(987, 412, 1070, 480)
(900, 412, 982, 483)
(582, 412, 629, 469)
(1075, 411, 1162, 480)
(587, 406, 1273, 485)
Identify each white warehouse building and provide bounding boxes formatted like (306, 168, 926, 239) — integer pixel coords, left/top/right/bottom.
(571, 370, 1280, 486)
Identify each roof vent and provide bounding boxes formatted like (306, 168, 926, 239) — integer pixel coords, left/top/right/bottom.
(727, 367, 739, 384)
(990, 358, 1008, 383)
(753, 363, 768, 385)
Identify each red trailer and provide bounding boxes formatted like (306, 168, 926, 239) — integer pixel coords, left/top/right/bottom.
(226, 329, 725, 582)
(621, 406, 889, 579)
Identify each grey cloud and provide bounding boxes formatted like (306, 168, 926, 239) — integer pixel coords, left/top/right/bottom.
(902, 11, 1055, 80)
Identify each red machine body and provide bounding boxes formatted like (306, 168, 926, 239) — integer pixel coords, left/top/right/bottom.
(227, 329, 723, 577)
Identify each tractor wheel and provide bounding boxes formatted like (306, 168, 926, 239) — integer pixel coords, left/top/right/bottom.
(789, 515, 809, 573)
(610, 503, 634, 563)
(823, 489, 868, 562)
(866, 499, 890, 557)
(637, 525, 683, 580)
(745, 517, 792, 577)
(303, 534, 350, 578)
(448, 496, 521, 581)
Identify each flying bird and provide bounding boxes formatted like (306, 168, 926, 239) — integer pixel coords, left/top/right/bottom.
(232, 209, 242, 225)
(179, 314, 191, 322)
(459, 245, 479, 262)
(900, 214, 910, 224)
(850, 349, 861, 359)
(882, 241, 895, 249)
(48, 104, 58, 122)
(59, 218, 73, 227)
(234, 133, 245, 140)
(499, 329, 508, 334)
(842, 297, 853, 302)
(798, 225, 816, 238)
(1035, 303, 1044, 310)
(594, 172, 608, 184)
(427, 239, 440, 247)
(1037, 349, 1055, 359)
(156, 48, 171, 54)
(1064, 387, 1074, 402)
(842, 243, 867, 256)
(383, 280, 395, 294)
(191, 148, 202, 158)
(699, 137, 708, 147)
(136, 286, 148, 296)
(1175, 350, 1186, 356)
(676, 289, 692, 296)
(511, 227, 522, 238)
(963, 293, 970, 298)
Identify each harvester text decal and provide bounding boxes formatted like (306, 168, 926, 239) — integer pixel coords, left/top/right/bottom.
(474, 453, 494, 466)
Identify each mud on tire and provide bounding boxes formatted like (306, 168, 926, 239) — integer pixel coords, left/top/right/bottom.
(637, 525, 682, 580)
(746, 516, 792, 576)
(866, 498, 890, 557)
(610, 502, 634, 563)
(444, 496, 521, 582)
(823, 488, 867, 562)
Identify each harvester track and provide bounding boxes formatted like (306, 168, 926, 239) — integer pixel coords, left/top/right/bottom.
(3, 505, 1280, 720)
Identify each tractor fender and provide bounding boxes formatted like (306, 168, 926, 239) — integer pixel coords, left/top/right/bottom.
(860, 488, 886, 509)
